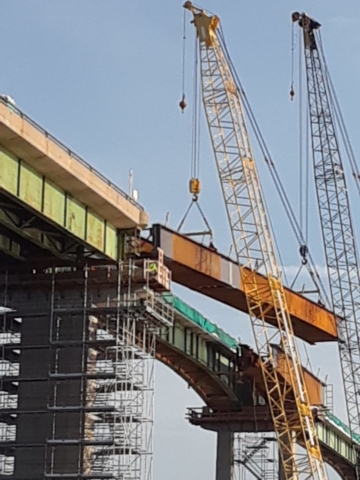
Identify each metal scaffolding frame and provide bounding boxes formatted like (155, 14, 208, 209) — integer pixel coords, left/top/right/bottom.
(0, 249, 173, 480)
(234, 433, 278, 480)
(0, 305, 20, 477)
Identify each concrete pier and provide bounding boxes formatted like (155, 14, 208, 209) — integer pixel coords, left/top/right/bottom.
(215, 430, 234, 480)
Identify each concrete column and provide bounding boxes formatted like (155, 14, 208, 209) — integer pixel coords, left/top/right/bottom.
(216, 430, 233, 480)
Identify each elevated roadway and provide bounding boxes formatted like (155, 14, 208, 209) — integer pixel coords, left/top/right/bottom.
(0, 98, 148, 267)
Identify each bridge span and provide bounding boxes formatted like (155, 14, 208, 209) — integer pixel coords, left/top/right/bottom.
(0, 99, 354, 479)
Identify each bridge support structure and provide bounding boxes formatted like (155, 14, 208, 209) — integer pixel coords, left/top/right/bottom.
(0, 253, 173, 480)
(187, 407, 278, 480)
(216, 430, 234, 480)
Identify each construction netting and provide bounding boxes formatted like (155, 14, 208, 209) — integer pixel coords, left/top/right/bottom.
(162, 294, 238, 350)
(324, 412, 360, 446)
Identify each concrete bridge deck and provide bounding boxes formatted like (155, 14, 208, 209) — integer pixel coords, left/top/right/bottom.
(0, 98, 148, 264)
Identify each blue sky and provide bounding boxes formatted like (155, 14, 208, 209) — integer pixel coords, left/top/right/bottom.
(3, 1, 360, 479)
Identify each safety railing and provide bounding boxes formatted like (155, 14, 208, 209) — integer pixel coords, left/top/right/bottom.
(144, 290, 174, 327)
(324, 384, 334, 412)
(144, 248, 172, 292)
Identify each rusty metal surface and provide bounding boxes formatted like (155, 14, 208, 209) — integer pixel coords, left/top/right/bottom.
(272, 344, 324, 406)
(149, 224, 338, 344)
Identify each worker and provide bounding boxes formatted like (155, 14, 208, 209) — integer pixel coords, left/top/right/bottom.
(148, 262, 158, 275)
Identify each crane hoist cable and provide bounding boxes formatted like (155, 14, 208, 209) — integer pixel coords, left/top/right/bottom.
(190, 35, 201, 191)
(291, 21, 311, 251)
(290, 21, 296, 101)
(184, 3, 328, 479)
(177, 14, 213, 243)
(218, 25, 329, 306)
(293, 13, 360, 479)
(296, 34, 311, 267)
(292, 18, 360, 201)
(317, 33, 360, 198)
(179, 9, 187, 113)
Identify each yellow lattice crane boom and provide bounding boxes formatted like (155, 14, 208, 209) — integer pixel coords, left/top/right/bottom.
(184, 3, 327, 479)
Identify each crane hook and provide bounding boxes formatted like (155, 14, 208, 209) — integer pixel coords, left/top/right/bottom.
(179, 94, 187, 113)
(299, 244, 308, 265)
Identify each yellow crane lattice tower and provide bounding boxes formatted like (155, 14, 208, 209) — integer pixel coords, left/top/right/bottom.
(184, 3, 327, 479)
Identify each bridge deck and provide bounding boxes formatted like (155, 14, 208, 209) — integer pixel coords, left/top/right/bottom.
(0, 99, 148, 231)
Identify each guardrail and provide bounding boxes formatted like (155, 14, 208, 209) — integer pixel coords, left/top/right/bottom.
(0, 97, 144, 211)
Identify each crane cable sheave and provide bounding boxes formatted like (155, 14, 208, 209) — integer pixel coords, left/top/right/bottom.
(183, 1, 219, 48)
(291, 11, 321, 30)
(292, 11, 321, 50)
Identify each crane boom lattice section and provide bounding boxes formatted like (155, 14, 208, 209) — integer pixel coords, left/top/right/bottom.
(295, 12, 360, 445)
(184, 3, 327, 479)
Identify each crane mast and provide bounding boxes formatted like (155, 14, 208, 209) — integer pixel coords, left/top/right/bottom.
(184, 3, 327, 479)
(294, 12, 360, 454)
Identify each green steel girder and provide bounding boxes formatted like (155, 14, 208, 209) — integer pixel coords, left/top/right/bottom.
(0, 147, 118, 260)
(315, 423, 357, 478)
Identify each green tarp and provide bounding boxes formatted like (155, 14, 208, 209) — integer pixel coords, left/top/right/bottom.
(162, 294, 238, 350)
(325, 412, 360, 446)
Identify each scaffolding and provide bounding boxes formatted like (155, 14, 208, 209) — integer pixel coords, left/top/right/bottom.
(234, 433, 278, 480)
(0, 249, 173, 480)
(0, 306, 20, 477)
